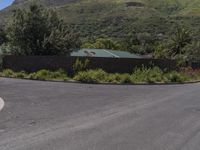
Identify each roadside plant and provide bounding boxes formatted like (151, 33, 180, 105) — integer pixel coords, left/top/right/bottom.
(72, 59, 90, 75)
(164, 71, 189, 83)
(0, 67, 194, 84)
(131, 66, 163, 83)
(2, 69, 16, 77)
(28, 69, 68, 80)
(15, 71, 28, 78)
(73, 69, 107, 83)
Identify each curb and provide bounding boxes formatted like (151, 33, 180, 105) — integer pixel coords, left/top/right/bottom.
(1, 76, 200, 86)
(0, 97, 5, 112)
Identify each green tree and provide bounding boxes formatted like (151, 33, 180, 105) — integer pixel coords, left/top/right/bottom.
(6, 3, 81, 55)
(153, 42, 170, 59)
(155, 26, 193, 61)
(123, 31, 157, 55)
(82, 38, 122, 50)
(168, 26, 192, 57)
(0, 27, 7, 46)
(122, 31, 139, 51)
(184, 41, 200, 61)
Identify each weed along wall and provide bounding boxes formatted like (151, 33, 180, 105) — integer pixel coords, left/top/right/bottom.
(2, 56, 177, 74)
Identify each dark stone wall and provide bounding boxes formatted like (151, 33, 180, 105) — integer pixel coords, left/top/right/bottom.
(188, 61, 200, 69)
(2, 56, 177, 73)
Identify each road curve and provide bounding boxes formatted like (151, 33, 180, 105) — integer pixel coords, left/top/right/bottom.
(0, 78, 200, 150)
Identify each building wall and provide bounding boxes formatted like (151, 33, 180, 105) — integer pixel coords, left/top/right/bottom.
(2, 56, 177, 74)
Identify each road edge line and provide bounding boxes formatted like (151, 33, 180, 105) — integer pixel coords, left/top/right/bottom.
(0, 97, 5, 112)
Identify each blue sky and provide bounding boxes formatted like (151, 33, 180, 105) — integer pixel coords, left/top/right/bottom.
(0, 0, 14, 10)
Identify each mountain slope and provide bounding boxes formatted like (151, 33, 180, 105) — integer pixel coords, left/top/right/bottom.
(1, 0, 200, 39)
(13, 0, 78, 6)
(10, 0, 200, 16)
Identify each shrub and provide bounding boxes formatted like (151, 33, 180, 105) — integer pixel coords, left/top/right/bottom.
(28, 72, 37, 79)
(110, 73, 122, 83)
(180, 67, 200, 80)
(74, 69, 107, 83)
(131, 67, 148, 83)
(74, 71, 98, 83)
(31, 70, 50, 80)
(131, 67, 163, 83)
(15, 71, 27, 78)
(104, 73, 121, 83)
(28, 69, 69, 80)
(49, 69, 67, 79)
(164, 71, 189, 83)
(120, 74, 132, 83)
(104, 74, 117, 83)
(73, 59, 90, 75)
(74, 67, 168, 84)
(106, 73, 131, 83)
(0, 67, 192, 84)
(74, 70, 132, 84)
(146, 67, 163, 83)
(2, 69, 16, 77)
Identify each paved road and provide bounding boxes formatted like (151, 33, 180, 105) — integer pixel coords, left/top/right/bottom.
(0, 78, 200, 150)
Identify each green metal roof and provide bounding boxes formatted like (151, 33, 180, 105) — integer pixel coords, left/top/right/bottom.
(71, 49, 142, 58)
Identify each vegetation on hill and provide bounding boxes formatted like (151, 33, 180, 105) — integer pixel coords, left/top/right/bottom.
(1, 3, 81, 55)
(2, 0, 200, 38)
(0, 0, 200, 64)
(0, 28, 7, 46)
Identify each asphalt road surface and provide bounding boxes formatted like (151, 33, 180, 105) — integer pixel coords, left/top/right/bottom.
(0, 78, 200, 150)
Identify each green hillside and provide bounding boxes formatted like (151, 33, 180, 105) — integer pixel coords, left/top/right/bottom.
(55, 0, 200, 38)
(10, 0, 200, 16)
(1, 0, 200, 39)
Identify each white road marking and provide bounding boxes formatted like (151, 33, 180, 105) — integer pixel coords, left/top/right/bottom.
(0, 98, 5, 111)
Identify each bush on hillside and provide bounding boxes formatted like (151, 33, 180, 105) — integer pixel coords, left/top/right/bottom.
(6, 3, 81, 55)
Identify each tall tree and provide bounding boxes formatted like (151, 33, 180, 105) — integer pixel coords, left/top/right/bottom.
(82, 38, 122, 50)
(0, 27, 7, 46)
(6, 2, 81, 55)
(184, 41, 200, 61)
(169, 26, 192, 57)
